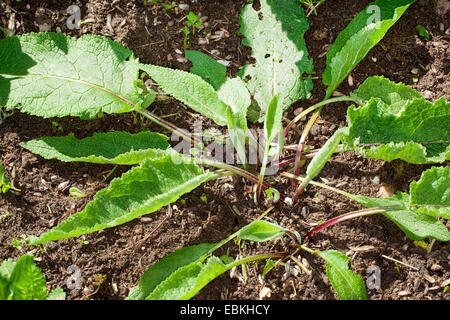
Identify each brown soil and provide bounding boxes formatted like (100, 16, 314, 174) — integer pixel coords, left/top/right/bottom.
(0, 0, 449, 301)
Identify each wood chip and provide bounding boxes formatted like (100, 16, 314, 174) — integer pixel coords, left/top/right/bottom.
(106, 14, 114, 35)
(378, 183, 396, 198)
(398, 290, 410, 296)
(441, 278, 450, 287)
(294, 107, 304, 116)
(423, 274, 435, 284)
(347, 74, 354, 87)
(175, 54, 188, 63)
(427, 286, 440, 291)
(348, 245, 376, 252)
(332, 90, 345, 97)
(57, 181, 70, 191)
(259, 287, 272, 300)
(198, 38, 209, 45)
(7, 12, 16, 35)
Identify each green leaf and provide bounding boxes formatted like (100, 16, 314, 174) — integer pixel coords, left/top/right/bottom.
(69, 187, 87, 199)
(30, 155, 218, 244)
(0, 162, 12, 194)
(351, 76, 422, 108)
(185, 50, 227, 90)
(184, 50, 251, 163)
(217, 78, 251, 119)
(259, 94, 283, 191)
(146, 256, 229, 300)
(298, 127, 348, 192)
(238, 0, 313, 120)
(0, 33, 141, 119)
(7, 255, 47, 300)
(317, 250, 367, 300)
(237, 220, 285, 242)
(0, 275, 10, 299)
(187, 12, 199, 24)
(0, 258, 15, 279)
(348, 192, 450, 241)
(415, 25, 430, 40)
(343, 97, 450, 164)
(47, 288, 66, 300)
(264, 94, 283, 148)
(127, 243, 218, 300)
(322, 0, 416, 98)
(263, 259, 277, 277)
(383, 207, 450, 241)
(141, 64, 230, 126)
(21, 131, 171, 165)
(409, 166, 450, 219)
(218, 77, 251, 164)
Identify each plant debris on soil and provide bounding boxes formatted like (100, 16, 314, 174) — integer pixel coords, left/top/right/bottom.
(0, 0, 449, 300)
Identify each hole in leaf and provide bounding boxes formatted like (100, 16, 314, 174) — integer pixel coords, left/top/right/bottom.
(252, 0, 261, 11)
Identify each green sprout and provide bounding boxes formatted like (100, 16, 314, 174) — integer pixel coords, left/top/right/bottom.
(69, 187, 87, 199)
(183, 12, 203, 48)
(415, 25, 430, 40)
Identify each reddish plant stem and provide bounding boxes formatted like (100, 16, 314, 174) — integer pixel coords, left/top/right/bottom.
(292, 109, 320, 192)
(304, 208, 388, 242)
(292, 142, 304, 191)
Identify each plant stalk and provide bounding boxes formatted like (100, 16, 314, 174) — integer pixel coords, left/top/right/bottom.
(134, 106, 202, 147)
(194, 157, 285, 201)
(304, 207, 389, 242)
(283, 96, 359, 137)
(292, 109, 320, 192)
(227, 252, 287, 269)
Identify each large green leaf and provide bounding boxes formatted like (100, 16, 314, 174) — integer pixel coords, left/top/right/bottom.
(317, 250, 367, 300)
(21, 131, 171, 165)
(0, 255, 47, 300)
(185, 50, 227, 90)
(409, 166, 450, 219)
(322, 0, 416, 98)
(141, 64, 230, 126)
(0, 33, 141, 119)
(351, 76, 421, 108)
(131, 218, 288, 300)
(237, 220, 285, 242)
(218, 77, 251, 164)
(348, 192, 450, 241)
(184, 50, 251, 163)
(30, 155, 218, 244)
(238, 0, 313, 119)
(0, 275, 10, 299)
(259, 94, 283, 189)
(127, 243, 218, 300)
(300, 166, 450, 241)
(0, 258, 15, 279)
(146, 256, 229, 300)
(343, 97, 450, 164)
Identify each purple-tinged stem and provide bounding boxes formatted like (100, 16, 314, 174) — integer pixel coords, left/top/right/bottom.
(304, 208, 388, 242)
(292, 109, 319, 193)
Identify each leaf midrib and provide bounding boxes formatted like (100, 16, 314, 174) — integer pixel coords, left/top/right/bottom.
(13, 73, 134, 106)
